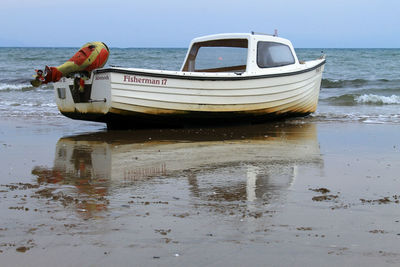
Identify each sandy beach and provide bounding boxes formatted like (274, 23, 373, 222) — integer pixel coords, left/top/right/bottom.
(0, 117, 399, 266)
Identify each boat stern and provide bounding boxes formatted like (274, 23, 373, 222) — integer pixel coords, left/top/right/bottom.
(54, 73, 112, 122)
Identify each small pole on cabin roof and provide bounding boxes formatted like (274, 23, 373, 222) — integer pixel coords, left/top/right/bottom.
(274, 29, 278, 37)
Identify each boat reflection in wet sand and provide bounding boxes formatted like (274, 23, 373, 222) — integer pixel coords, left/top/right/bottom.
(32, 123, 322, 216)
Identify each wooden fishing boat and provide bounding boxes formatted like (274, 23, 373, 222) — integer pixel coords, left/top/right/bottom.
(53, 32, 325, 129)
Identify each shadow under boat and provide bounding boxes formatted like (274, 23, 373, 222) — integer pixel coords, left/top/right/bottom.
(32, 122, 323, 215)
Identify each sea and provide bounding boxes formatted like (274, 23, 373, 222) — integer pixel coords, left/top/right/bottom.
(0, 47, 400, 125)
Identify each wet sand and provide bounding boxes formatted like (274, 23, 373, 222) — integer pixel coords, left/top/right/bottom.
(0, 117, 400, 266)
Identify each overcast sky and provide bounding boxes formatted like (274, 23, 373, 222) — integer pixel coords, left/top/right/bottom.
(1, 0, 399, 48)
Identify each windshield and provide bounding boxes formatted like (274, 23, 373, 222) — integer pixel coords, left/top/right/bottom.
(182, 39, 248, 73)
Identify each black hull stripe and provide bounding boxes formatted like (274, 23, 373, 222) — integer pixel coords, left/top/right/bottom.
(94, 60, 325, 81)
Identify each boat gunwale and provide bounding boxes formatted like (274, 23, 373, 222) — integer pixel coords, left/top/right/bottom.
(94, 60, 326, 81)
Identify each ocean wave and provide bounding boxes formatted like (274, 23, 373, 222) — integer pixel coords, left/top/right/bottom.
(321, 78, 392, 89)
(310, 112, 400, 124)
(0, 82, 53, 92)
(0, 100, 57, 107)
(321, 94, 357, 105)
(356, 94, 400, 105)
(357, 88, 400, 95)
(0, 83, 32, 91)
(322, 93, 400, 105)
(0, 78, 31, 84)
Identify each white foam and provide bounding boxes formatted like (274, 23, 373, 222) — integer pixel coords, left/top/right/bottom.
(0, 83, 30, 91)
(40, 103, 57, 107)
(361, 114, 400, 124)
(356, 94, 400, 105)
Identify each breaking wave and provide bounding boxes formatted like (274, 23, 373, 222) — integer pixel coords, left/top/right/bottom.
(0, 100, 57, 107)
(0, 83, 33, 91)
(356, 94, 400, 105)
(322, 94, 400, 105)
(0, 82, 52, 92)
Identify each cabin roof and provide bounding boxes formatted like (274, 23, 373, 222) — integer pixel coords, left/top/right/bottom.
(190, 32, 290, 45)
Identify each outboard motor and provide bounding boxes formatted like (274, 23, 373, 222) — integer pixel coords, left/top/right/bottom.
(31, 41, 109, 87)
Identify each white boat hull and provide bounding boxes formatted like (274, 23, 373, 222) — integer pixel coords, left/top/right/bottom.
(54, 59, 325, 128)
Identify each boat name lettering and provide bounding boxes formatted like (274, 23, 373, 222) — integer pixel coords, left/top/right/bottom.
(95, 74, 110, 80)
(123, 75, 167, 85)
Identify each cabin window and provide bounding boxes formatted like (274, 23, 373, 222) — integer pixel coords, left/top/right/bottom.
(257, 42, 295, 68)
(182, 39, 248, 73)
(195, 47, 247, 72)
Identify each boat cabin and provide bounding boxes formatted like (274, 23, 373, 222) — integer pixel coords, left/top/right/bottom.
(181, 32, 300, 74)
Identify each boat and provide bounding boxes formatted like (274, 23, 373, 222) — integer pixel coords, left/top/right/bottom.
(51, 32, 326, 129)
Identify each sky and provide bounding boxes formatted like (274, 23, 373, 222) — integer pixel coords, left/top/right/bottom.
(0, 0, 399, 48)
